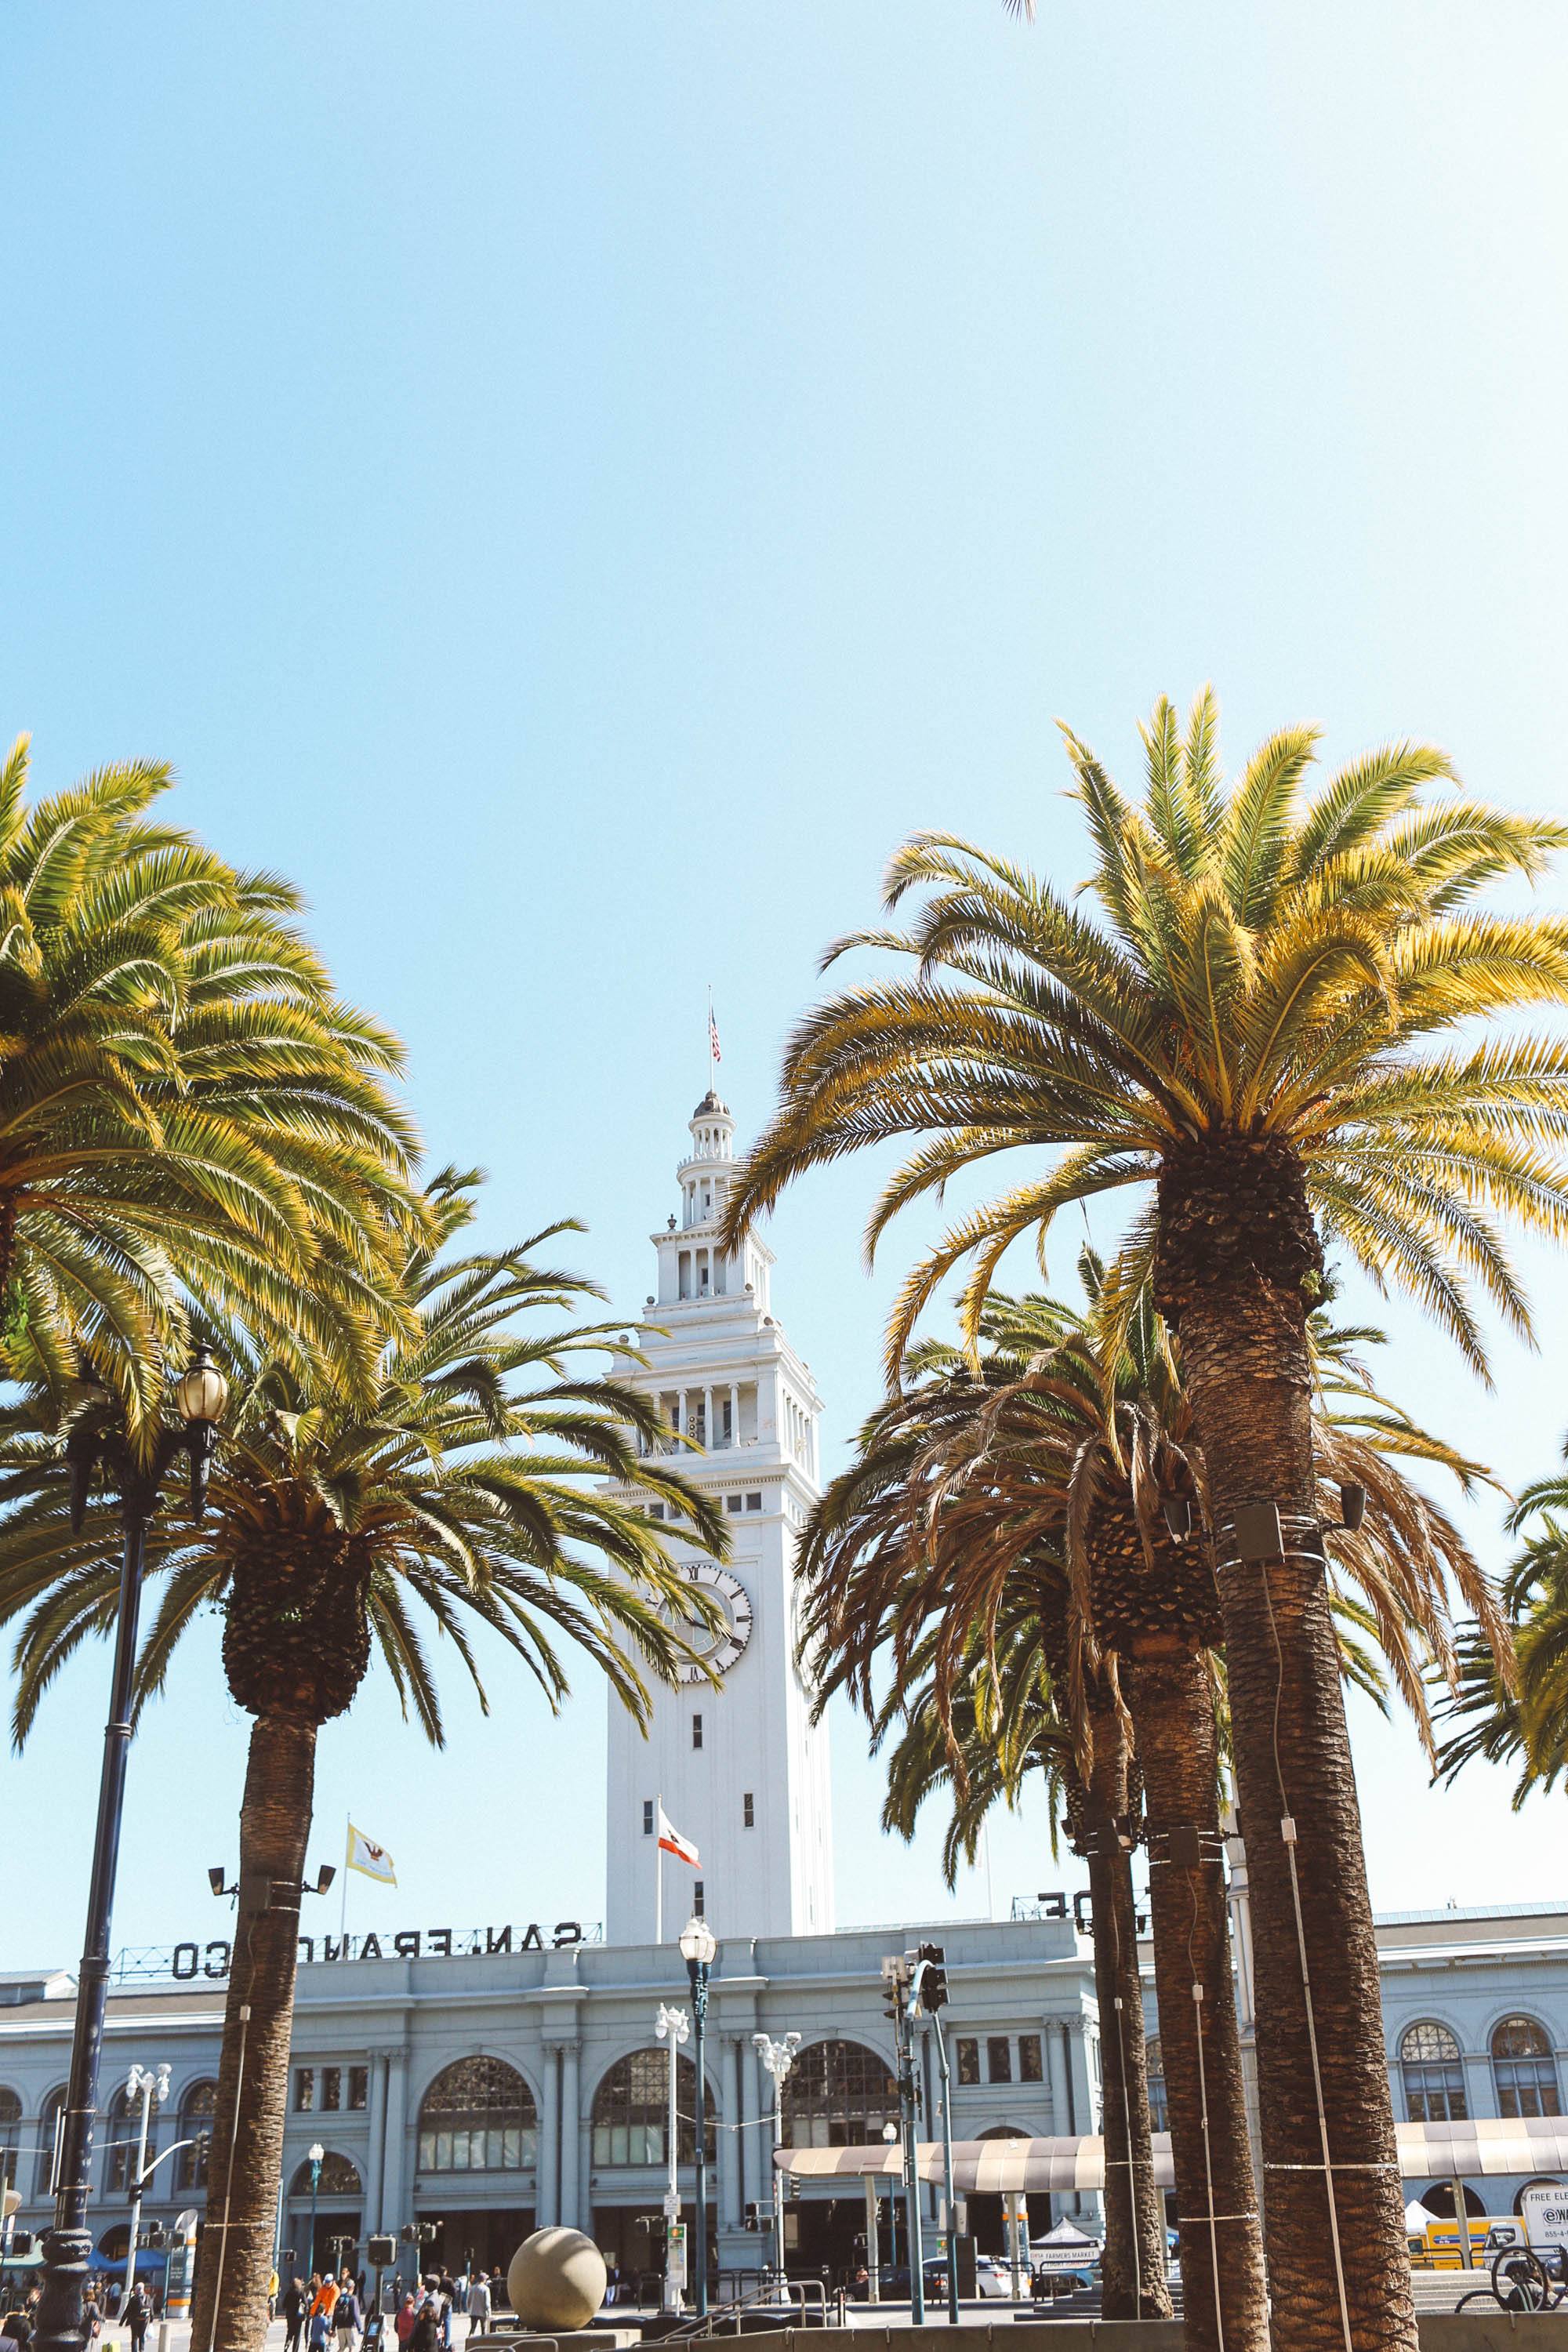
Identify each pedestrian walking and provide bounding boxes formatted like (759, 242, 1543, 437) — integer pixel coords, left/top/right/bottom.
(394, 2293, 416, 2350)
(463, 2274, 490, 2334)
(283, 2276, 307, 2352)
(125, 2281, 151, 2352)
(335, 2275, 362, 2352)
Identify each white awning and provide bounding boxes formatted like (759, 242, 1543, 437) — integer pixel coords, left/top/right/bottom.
(775, 2136, 1176, 2194)
(1396, 2118, 1568, 2180)
(775, 2121, 1568, 2194)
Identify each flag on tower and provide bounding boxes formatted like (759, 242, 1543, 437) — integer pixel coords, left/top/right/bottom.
(707, 1004, 722, 1065)
(346, 1823, 397, 1884)
(657, 1802, 699, 1867)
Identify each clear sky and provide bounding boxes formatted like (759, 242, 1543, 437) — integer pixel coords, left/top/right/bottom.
(3, 1, 1568, 1973)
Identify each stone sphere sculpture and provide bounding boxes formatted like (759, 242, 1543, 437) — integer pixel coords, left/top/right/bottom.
(506, 2228, 608, 2332)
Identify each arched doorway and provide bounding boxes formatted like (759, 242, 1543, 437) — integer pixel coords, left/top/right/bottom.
(588, 2048, 714, 2283)
(779, 2041, 899, 2284)
(287, 2152, 363, 2276)
(415, 2057, 538, 2274)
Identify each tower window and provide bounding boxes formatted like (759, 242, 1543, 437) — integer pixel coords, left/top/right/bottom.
(694, 1881, 705, 1917)
(743, 1793, 754, 1828)
(643, 1801, 654, 1836)
(692, 1715, 703, 1751)
(745, 1493, 762, 1512)
(726, 1495, 742, 1515)
(987, 2038, 1012, 2085)
(956, 2041, 979, 2087)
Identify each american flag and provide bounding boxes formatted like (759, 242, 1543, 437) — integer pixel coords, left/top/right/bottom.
(708, 1007, 722, 1064)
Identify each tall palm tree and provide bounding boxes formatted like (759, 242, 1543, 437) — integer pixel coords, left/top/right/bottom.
(724, 691, 1565, 2346)
(0, 1171, 728, 2352)
(0, 734, 423, 1420)
(803, 1400, 1171, 2318)
(1436, 1456, 1568, 1804)
(877, 1615, 1174, 2312)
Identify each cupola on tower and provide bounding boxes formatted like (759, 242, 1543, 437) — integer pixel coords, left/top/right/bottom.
(602, 1089, 834, 1944)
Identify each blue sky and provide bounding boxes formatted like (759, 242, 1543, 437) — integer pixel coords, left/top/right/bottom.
(4, 1, 1568, 1969)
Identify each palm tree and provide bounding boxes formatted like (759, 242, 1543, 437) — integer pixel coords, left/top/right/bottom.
(0, 734, 422, 1420)
(877, 1615, 1171, 2315)
(0, 1171, 728, 2352)
(803, 1399, 1171, 2318)
(1436, 1457, 1568, 1804)
(724, 690, 1565, 2344)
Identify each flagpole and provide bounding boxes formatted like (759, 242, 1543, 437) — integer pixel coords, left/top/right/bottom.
(340, 1817, 349, 1942)
(655, 1795, 662, 1947)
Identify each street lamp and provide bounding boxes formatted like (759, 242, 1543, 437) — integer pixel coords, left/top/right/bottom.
(751, 2033, 800, 2293)
(34, 1348, 229, 2352)
(677, 1915, 717, 2318)
(307, 2143, 325, 2278)
(655, 2005, 690, 2314)
(122, 2063, 171, 2310)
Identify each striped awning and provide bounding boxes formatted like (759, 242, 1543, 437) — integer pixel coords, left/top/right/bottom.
(775, 2121, 1568, 2194)
(775, 2136, 1177, 2194)
(1396, 2118, 1568, 2180)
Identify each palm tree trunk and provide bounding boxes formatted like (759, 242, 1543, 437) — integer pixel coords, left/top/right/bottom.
(1125, 1637, 1268, 2352)
(1079, 1699, 1171, 2319)
(189, 1714, 318, 2352)
(1171, 1265, 1415, 2352)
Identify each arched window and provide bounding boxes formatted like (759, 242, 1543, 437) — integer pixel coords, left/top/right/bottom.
(1492, 2018, 1560, 2119)
(176, 2081, 220, 2190)
(289, 2153, 362, 2198)
(0, 2089, 20, 2190)
(1400, 2023, 1468, 2123)
(1145, 2037, 1168, 2134)
(105, 2080, 162, 2194)
(591, 2053, 710, 2166)
(417, 2059, 536, 2173)
(37, 2089, 65, 2198)
(780, 2041, 898, 2151)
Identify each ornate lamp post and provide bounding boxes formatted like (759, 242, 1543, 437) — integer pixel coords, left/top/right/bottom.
(122, 2062, 171, 2309)
(307, 2143, 325, 2278)
(34, 1349, 229, 2352)
(677, 1915, 717, 2318)
(655, 2005, 690, 2314)
(750, 2032, 800, 2292)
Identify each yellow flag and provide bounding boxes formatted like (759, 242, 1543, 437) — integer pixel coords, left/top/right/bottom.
(346, 1823, 397, 1885)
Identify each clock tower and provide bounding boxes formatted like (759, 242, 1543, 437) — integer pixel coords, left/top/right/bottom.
(604, 1088, 835, 1944)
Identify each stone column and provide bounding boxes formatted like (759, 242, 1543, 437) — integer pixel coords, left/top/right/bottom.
(365, 2051, 389, 2230)
(380, 2049, 411, 2236)
(717, 2040, 740, 2229)
(557, 2042, 582, 2231)
(1045, 2017, 1071, 2136)
(704, 1387, 714, 1448)
(728, 1385, 739, 1449)
(745, 2037, 765, 2218)
(537, 2046, 560, 2229)
(1065, 2020, 1097, 2223)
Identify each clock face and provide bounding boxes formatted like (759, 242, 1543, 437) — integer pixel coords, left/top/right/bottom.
(668, 1562, 753, 1684)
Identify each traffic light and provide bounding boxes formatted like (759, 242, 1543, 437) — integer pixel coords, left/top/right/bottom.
(914, 1942, 948, 2011)
(742, 2203, 760, 2232)
(10, 2233, 34, 2258)
(367, 2235, 396, 2268)
(880, 1954, 910, 2024)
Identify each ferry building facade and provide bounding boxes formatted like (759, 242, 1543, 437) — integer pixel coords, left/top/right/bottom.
(2, 1094, 1566, 2283)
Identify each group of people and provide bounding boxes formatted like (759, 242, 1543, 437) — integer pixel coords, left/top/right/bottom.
(1, 2274, 157, 2352)
(281, 2267, 506, 2352)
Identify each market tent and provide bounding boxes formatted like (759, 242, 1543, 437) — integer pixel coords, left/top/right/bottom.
(1037, 2218, 1098, 2246)
(1405, 2201, 1437, 2234)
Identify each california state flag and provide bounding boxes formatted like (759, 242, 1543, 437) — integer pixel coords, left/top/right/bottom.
(656, 1803, 699, 1867)
(347, 1824, 397, 1885)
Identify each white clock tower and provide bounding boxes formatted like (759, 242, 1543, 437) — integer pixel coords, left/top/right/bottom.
(604, 1088, 835, 1944)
